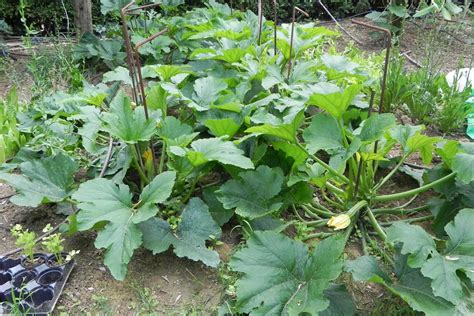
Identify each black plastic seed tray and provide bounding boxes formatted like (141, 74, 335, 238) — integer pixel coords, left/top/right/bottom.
(0, 253, 75, 315)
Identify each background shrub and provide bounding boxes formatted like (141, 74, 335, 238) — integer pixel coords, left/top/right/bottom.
(0, 0, 105, 35)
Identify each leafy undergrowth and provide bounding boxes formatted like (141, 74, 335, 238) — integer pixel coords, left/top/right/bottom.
(1, 1, 473, 315)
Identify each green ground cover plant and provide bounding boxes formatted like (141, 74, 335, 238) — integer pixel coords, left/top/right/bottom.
(383, 55, 472, 133)
(1, 1, 473, 314)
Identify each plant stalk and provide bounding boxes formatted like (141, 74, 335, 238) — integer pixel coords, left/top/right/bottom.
(373, 154, 408, 192)
(302, 232, 334, 241)
(293, 204, 321, 222)
(372, 172, 456, 202)
(366, 208, 387, 241)
(372, 204, 429, 215)
(296, 142, 350, 184)
(302, 204, 333, 218)
(309, 199, 334, 214)
(158, 142, 166, 174)
(182, 176, 200, 204)
(130, 145, 149, 185)
(380, 214, 434, 226)
(326, 181, 345, 196)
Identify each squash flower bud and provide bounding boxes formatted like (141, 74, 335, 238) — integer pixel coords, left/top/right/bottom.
(327, 214, 351, 230)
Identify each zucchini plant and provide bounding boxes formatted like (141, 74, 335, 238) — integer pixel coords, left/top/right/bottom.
(0, 1, 473, 314)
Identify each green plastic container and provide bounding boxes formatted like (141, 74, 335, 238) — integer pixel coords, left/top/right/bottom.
(467, 89, 474, 140)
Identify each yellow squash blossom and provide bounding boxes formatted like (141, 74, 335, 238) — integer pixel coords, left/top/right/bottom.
(142, 148, 153, 165)
(327, 214, 351, 230)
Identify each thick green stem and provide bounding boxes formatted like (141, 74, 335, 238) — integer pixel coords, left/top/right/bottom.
(372, 172, 456, 202)
(366, 208, 387, 241)
(310, 199, 334, 214)
(343, 222, 356, 244)
(296, 142, 350, 184)
(302, 204, 333, 218)
(302, 232, 334, 241)
(182, 176, 200, 204)
(293, 204, 321, 222)
(134, 144, 148, 179)
(327, 189, 345, 206)
(339, 118, 358, 185)
(158, 142, 166, 174)
(358, 223, 369, 255)
(340, 201, 368, 243)
(326, 181, 345, 196)
(130, 146, 149, 185)
(347, 200, 368, 217)
(322, 190, 344, 209)
(380, 214, 434, 226)
(373, 154, 408, 192)
(307, 219, 329, 227)
(372, 204, 429, 215)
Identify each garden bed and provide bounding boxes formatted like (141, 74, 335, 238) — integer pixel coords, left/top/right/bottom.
(1, 3, 473, 314)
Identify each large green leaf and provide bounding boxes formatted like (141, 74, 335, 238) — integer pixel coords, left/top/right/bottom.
(204, 118, 241, 139)
(386, 222, 436, 268)
(172, 138, 254, 169)
(320, 284, 356, 316)
(387, 211, 474, 306)
(273, 141, 308, 167)
(230, 232, 346, 315)
(421, 209, 474, 304)
(0, 153, 78, 207)
(190, 76, 228, 111)
(213, 47, 250, 63)
(139, 197, 221, 267)
(345, 256, 390, 283)
(103, 66, 132, 85)
(387, 4, 408, 17)
(393, 267, 455, 316)
(346, 255, 456, 316)
(144, 64, 191, 82)
(146, 84, 167, 113)
(102, 91, 156, 144)
(435, 140, 460, 168)
(100, 0, 130, 15)
(217, 166, 284, 219)
(444, 209, 474, 256)
(421, 255, 465, 305)
(303, 113, 344, 154)
(320, 55, 359, 76)
(307, 83, 362, 118)
(245, 111, 304, 143)
(406, 133, 440, 153)
(413, 5, 436, 18)
(157, 116, 198, 147)
(203, 186, 234, 226)
(388, 125, 424, 149)
(358, 113, 396, 143)
(72, 171, 176, 280)
(405, 133, 440, 164)
(452, 153, 474, 184)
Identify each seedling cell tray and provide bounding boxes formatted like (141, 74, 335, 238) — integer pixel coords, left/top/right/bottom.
(0, 254, 75, 315)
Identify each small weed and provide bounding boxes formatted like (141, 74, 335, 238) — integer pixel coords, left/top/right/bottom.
(3, 285, 32, 315)
(293, 221, 314, 241)
(92, 294, 112, 315)
(131, 285, 159, 314)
